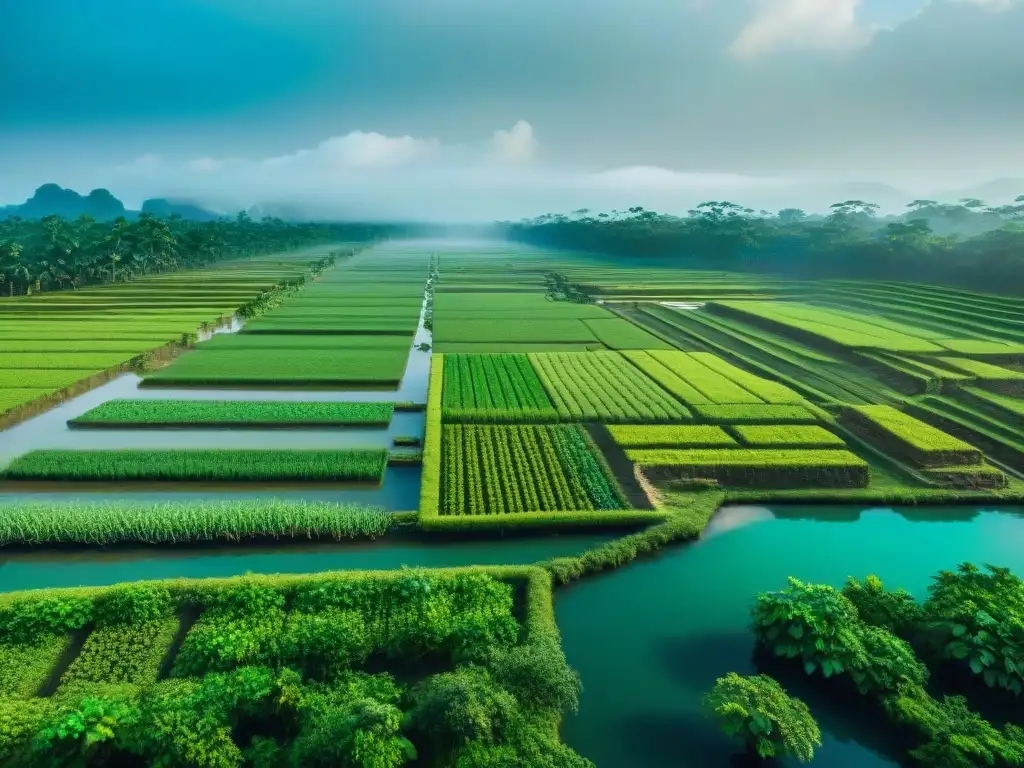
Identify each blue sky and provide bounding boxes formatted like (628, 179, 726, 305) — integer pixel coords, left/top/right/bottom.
(1, 0, 1022, 219)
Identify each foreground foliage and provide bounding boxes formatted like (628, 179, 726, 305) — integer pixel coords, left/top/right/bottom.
(750, 564, 1024, 767)
(703, 672, 821, 762)
(0, 568, 591, 767)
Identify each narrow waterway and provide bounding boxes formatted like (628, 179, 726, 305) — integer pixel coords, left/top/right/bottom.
(0, 532, 617, 592)
(557, 504, 1024, 768)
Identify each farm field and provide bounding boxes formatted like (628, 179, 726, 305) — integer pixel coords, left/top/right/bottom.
(2, 238, 1024, 767)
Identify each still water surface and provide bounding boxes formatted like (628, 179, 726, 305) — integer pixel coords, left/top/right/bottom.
(558, 504, 1024, 767)
(0, 532, 617, 592)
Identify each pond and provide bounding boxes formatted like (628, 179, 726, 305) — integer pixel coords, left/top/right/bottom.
(0, 531, 617, 592)
(557, 504, 1024, 768)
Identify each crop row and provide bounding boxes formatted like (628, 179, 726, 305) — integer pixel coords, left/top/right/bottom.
(628, 448, 869, 488)
(69, 399, 394, 427)
(842, 405, 982, 468)
(607, 424, 738, 448)
(442, 353, 558, 421)
(529, 351, 691, 422)
(713, 301, 945, 353)
(0, 499, 392, 545)
(730, 425, 846, 448)
(2, 449, 389, 482)
(441, 424, 623, 515)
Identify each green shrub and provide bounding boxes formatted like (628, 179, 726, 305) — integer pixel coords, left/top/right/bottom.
(703, 672, 821, 762)
(406, 667, 517, 753)
(279, 609, 372, 678)
(842, 574, 923, 636)
(0, 595, 92, 642)
(94, 583, 174, 625)
(922, 563, 1024, 696)
(753, 578, 864, 679)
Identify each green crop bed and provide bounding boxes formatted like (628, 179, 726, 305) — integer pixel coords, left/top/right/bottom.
(0, 388, 51, 415)
(442, 353, 558, 421)
(628, 448, 870, 488)
(529, 351, 691, 422)
(622, 350, 713, 405)
(581, 318, 672, 349)
(646, 351, 765, 404)
(142, 348, 408, 387)
(730, 424, 846, 448)
(3, 449, 389, 482)
(0, 369, 110, 390)
(199, 333, 413, 351)
(0, 499, 392, 545)
(607, 424, 738, 448)
(713, 301, 947, 353)
(0, 352, 137, 370)
(69, 399, 394, 427)
(844, 405, 982, 468)
(442, 424, 624, 514)
(691, 404, 819, 423)
(433, 318, 597, 345)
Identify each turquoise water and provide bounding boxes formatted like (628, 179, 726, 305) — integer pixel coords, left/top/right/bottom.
(0, 532, 616, 592)
(557, 504, 1024, 767)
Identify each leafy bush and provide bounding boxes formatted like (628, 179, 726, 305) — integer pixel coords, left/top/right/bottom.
(94, 583, 174, 625)
(32, 694, 141, 766)
(486, 638, 581, 714)
(279, 609, 372, 678)
(0, 595, 92, 642)
(753, 578, 864, 679)
(842, 574, 923, 636)
(406, 667, 517, 754)
(923, 563, 1024, 695)
(849, 625, 929, 697)
(291, 697, 416, 768)
(884, 687, 1024, 767)
(703, 672, 821, 762)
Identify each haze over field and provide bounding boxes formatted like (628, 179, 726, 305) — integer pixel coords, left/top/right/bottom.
(2, 0, 1023, 220)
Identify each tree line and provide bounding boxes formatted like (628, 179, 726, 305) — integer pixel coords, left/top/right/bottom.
(504, 197, 1024, 295)
(0, 212, 395, 296)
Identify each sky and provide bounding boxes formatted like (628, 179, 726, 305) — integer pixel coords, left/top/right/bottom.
(1, 0, 1022, 220)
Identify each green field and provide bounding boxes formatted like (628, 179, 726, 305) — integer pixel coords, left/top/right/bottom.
(70, 399, 395, 427)
(3, 449, 389, 482)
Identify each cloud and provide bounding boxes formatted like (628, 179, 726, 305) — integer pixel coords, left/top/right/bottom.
(262, 131, 442, 169)
(104, 123, 869, 222)
(730, 0, 872, 58)
(489, 120, 538, 163)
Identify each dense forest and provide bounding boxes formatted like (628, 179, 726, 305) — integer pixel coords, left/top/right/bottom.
(0, 213, 393, 296)
(505, 198, 1024, 294)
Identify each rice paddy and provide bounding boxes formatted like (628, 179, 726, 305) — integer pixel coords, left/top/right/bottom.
(70, 399, 395, 427)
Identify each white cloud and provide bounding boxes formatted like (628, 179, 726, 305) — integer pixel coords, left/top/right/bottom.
(490, 120, 538, 163)
(186, 156, 223, 173)
(730, 0, 872, 58)
(957, 0, 1018, 9)
(105, 122, 811, 221)
(262, 131, 441, 169)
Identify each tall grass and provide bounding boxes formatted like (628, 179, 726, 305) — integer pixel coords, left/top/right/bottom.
(0, 499, 393, 545)
(70, 399, 394, 427)
(2, 449, 388, 482)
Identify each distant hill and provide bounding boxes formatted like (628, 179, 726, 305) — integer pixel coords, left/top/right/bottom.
(141, 198, 222, 221)
(1, 184, 221, 221)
